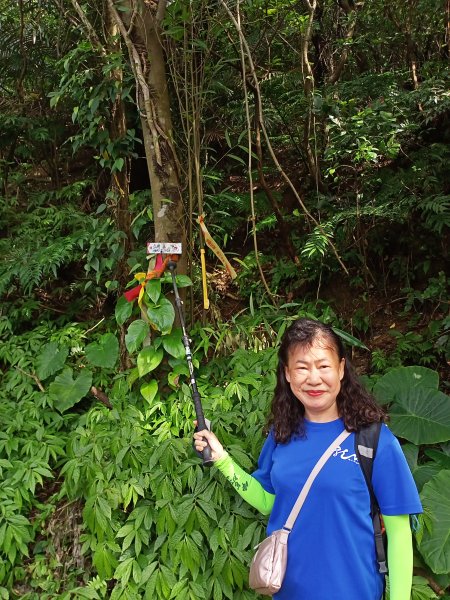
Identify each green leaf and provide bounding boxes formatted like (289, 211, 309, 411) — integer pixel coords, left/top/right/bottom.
(113, 157, 124, 172)
(389, 387, 450, 444)
(240, 521, 259, 549)
(116, 295, 133, 326)
(374, 366, 440, 405)
(125, 320, 149, 353)
(141, 560, 158, 584)
(175, 275, 193, 288)
(402, 443, 419, 471)
(67, 589, 100, 600)
(140, 380, 158, 403)
(147, 298, 175, 334)
(36, 342, 69, 380)
(146, 279, 161, 303)
(332, 327, 368, 350)
(162, 328, 185, 359)
(424, 450, 450, 469)
(93, 542, 117, 579)
(170, 579, 189, 599)
(114, 557, 134, 586)
(413, 464, 443, 493)
(49, 368, 92, 412)
(418, 470, 450, 574)
(137, 347, 164, 377)
(85, 333, 119, 368)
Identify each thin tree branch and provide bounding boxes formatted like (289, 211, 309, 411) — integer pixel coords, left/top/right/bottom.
(69, 0, 106, 54)
(127, 0, 139, 35)
(236, 0, 277, 305)
(14, 367, 45, 392)
(328, 4, 362, 85)
(17, 0, 27, 101)
(218, 0, 349, 275)
(414, 568, 446, 597)
(84, 317, 105, 335)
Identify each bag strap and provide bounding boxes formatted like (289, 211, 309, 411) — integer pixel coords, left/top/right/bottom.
(283, 428, 351, 531)
(355, 422, 388, 575)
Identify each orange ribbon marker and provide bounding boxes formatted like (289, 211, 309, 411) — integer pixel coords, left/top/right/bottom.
(123, 254, 174, 304)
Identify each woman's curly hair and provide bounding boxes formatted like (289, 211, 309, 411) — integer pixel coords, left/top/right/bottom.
(267, 318, 386, 443)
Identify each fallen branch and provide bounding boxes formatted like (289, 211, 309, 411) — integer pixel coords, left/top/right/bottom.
(14, 366, 45, 392)
(90, 386, 113, 409)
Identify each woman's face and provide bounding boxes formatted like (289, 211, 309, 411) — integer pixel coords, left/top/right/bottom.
(284, 338, 345, 422)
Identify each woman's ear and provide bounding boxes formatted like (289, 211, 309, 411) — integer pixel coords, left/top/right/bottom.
(284, 365, 291, 383)
(339, 358, 345, 381)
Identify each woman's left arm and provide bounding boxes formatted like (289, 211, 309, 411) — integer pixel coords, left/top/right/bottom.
(383, 514, 413, 600)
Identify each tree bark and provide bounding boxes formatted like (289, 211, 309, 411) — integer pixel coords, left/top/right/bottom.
(105, 5, 133, 285)
(109, 0, 187, 275)
(301, 0, 325, 191)
(327, 2, 364, 85)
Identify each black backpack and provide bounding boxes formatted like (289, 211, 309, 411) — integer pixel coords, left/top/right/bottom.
(355, 422, 388, 576)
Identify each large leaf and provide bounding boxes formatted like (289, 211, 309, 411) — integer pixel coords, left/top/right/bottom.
(402, 443, 442, 492)
(125, 320, 149, 353)
(424, 449, 450, 469)
(147, 298, 175, 334)
(161, 328, 185, 359)
(402, 443, 419, 472)
(140, 380, 158, 403)
(36, 342, 69, 380)
(85, 333, 119, 368)
(413, 464, 443, 493)
(137, 346, 163, 377)
(49, 368, 92, 412)
(418, 470, 450, 574)
(373, 366, 439, 405)
(115, 295, 133, 326)
(388, 386, 450, 444)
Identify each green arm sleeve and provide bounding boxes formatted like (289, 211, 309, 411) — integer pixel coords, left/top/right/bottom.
(383, 514, 413, 600)
(214, 453, 275, 515)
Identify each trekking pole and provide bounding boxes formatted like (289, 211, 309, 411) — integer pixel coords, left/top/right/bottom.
(165, 254, 214, 467)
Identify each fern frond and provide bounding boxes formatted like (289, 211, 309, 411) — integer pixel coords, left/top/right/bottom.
(419, 195, 450, 234)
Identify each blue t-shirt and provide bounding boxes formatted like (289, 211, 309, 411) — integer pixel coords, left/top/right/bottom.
(252, 418, 422, 600)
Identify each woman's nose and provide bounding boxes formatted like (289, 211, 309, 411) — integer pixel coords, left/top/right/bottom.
(306, 368, 321, 384)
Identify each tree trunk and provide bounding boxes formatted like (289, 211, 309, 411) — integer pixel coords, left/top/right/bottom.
(110, 0, 187, 275)
(105, 5, 133, 288)
(301, 0, 325, 192)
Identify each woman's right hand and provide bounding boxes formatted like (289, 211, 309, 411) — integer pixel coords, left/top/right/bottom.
(193, 426, 226, 462)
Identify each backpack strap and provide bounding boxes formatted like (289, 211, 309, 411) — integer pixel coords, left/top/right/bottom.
(355, 422, 388, 576)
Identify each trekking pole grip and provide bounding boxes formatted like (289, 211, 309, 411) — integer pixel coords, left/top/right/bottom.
(193, 390, 214, 467)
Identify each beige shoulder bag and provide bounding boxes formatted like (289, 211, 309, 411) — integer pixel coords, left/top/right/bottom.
(248, 428, 351, 596)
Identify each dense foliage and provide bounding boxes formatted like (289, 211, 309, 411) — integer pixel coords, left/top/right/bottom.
(1, 0, 449, 598)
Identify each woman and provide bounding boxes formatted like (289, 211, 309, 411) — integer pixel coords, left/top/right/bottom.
(194, 318, 422, 600)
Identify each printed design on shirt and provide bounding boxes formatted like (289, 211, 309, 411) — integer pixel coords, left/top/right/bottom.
(332, 444, 359, 464)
